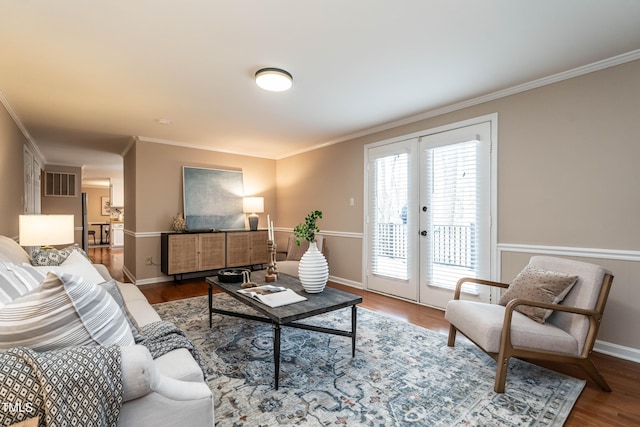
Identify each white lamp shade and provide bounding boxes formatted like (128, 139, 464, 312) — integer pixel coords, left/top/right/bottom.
(19, 215, 75, 247)
(243, 197, 264, 214)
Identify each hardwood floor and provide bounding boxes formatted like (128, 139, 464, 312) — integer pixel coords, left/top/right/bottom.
(89, 248, 640, 426)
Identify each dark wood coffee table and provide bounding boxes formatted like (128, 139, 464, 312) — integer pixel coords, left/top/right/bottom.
(206, 271, 362, 390)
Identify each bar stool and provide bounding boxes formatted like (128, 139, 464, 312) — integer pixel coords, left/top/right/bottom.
(88, 229, 96, 244)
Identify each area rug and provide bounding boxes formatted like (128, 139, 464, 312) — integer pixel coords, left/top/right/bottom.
(153, 294, 585, 426)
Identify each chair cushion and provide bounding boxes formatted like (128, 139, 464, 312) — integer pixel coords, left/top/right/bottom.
(445, 300, 579, 355)
(285, 235, 324, 261)
(499, 265, 578, 323)
(0, 272, 134, 351)
(528, 256, 610, 355)
(285, 237, 309, 261)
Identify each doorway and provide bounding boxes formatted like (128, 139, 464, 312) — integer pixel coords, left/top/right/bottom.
(364, 115, 497, 308)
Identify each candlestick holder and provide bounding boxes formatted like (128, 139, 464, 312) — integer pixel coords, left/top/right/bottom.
(265, 240, 278, 282)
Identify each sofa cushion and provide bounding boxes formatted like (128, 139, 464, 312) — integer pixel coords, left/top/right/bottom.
(29, 250, 106, 285)
(499, 265, 578, 323)
(30, 244, 90, 266)
(0, 272, 134, 351)
(117, 282, 162, 327)
(0, 261, 45, 308)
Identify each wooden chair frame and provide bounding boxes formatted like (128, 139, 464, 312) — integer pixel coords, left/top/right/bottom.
(447, 274, 614, 393)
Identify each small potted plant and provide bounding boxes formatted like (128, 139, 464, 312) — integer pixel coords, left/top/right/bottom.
(293, 209, 322, 246)
(294, 210, 328, 293)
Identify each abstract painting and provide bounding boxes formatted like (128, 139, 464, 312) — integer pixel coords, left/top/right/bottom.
(182, 166, 245, 230)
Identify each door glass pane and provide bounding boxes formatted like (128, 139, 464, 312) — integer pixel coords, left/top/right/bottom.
(371, 153, 409, 280)
(426, 140, 479, 291)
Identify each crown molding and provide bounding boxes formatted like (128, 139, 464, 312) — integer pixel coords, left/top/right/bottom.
(135, 135, 278, 160)
(277, 49, 640, 159)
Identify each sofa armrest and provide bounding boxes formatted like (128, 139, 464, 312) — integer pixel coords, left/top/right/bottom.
(93, 263, 113, 281)
(120, 345, 210, 403)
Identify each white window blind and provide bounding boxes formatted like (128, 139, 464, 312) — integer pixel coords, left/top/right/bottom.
(370, 152, 409, 280)
(426, 140, 480, 293)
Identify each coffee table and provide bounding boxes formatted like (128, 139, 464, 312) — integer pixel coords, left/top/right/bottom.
(206, 271, 362, 389)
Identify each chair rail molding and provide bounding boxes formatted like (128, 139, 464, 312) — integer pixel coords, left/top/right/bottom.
(497, 243, 640, 263)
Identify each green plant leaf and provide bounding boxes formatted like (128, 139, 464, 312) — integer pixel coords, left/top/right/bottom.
(293, 210, 323, 245)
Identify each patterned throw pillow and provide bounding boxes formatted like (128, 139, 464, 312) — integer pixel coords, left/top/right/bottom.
(0, 261, 46, 309)
(30, 244, 90, 266)
(0, 272, 134, 351)
(499, 265, 579, 323)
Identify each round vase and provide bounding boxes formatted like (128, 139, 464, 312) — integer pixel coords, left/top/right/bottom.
(298, 241, 329, 293)
(172, 213, 186, 232)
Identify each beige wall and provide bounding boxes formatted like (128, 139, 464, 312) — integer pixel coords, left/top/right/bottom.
(124, 139, 276, 282)
(276, 137, 365, 284)
(41, 165, 83, 245)
(276, 59, 640, 352)
(4, 58, 636, 353)
(0, 102, 28, 237)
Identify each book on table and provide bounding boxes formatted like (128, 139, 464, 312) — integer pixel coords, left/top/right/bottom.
(238, 285, 307, 307)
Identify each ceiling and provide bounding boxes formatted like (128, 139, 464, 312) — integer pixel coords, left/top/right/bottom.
(1, 1, 640, 185)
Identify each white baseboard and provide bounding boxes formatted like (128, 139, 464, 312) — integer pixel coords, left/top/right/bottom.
(594, 340, 640, 364)
(328, 275, 363, 289)
(122, 265, 173, 286)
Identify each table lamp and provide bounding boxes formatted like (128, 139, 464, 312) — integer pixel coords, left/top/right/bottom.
(19, 214, 75, 249)
(243, 197, 264, 231)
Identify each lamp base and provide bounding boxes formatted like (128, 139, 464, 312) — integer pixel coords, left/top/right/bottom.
(248, 214, 259, 231)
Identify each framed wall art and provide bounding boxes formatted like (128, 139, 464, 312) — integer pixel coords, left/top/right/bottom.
(101, 197, 110, 216)
(182, 166, 245, 230)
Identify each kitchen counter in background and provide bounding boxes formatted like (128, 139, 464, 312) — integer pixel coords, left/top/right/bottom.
(110, 221, 124, 247)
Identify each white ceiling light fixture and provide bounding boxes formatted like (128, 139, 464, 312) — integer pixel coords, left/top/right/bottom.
(255, 68, 293, 92)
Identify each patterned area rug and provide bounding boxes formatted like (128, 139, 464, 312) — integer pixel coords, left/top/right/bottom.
(153, 294, 585, 426)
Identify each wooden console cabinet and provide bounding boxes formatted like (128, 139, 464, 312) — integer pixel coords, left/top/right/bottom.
(226, 231, 269, 267)
(161, 230, 268, 278)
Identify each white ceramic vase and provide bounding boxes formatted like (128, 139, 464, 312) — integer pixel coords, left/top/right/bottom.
(298, 241, 329, 293)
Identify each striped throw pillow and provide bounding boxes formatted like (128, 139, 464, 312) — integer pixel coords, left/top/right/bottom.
(0, 261, 46, 309)
(0, 272, 134, 351)
(29, 250, 105, 286)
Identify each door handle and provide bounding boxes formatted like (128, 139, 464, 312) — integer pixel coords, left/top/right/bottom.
(420, 230, 428, 236)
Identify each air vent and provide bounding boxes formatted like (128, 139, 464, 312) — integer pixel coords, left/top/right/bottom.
(45, 172, 77, 197)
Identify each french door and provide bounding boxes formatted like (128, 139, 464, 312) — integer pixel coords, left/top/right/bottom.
(365, 138, 419, 300)
(365, 118, 495, 307)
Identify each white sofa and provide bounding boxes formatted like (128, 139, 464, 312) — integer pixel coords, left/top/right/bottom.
(276, 235, 326, 277)
(0, 236, 214, 426)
